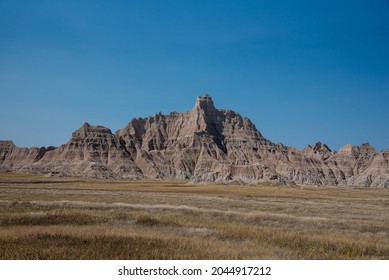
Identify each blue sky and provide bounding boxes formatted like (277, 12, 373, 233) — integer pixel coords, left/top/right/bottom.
(1, 0, 388, 151)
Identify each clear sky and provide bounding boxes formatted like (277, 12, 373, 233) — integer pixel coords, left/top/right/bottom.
(1, 0, 388, 151)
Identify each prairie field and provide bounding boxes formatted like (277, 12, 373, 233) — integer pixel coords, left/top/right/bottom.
(0, 173, 388, 260)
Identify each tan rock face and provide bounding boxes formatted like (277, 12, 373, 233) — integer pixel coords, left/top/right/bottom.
(1, 95, 388, 187)
(0, 140, 51, 170)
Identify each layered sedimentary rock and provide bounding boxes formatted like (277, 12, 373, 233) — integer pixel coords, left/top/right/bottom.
(1, 94, 388, 187)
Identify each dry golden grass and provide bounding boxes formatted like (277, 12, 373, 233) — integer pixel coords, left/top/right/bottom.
(0, 173, 388, 259)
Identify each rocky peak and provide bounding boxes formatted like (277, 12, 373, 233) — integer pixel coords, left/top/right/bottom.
(0, 140, 16, 149)
(72, 123, 113, 139)
(303, 142, 332, 160)
(339, 143, 377, 157)
(83, 122, 91, 128)
(339, 144, 354, 154)
(312, 142, 331, 153)
(193, 94, 217, 115)
(359, 143, 377, 154)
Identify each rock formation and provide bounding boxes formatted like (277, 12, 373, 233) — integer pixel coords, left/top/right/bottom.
(1, 94, 388, 187)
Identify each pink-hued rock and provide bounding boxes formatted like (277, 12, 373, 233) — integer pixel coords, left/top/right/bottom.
(1, 94, 388, 187)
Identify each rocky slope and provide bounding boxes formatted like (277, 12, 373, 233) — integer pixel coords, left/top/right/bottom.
(1, 94, 388, 187)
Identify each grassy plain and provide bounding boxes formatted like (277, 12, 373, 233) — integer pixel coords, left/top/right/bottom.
(0, 173, 388, 259)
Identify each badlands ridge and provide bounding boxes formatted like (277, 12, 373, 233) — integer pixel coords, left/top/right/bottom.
(1, 95, 388, 187)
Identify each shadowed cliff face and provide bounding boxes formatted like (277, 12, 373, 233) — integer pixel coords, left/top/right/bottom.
(1, 95, 388, 187)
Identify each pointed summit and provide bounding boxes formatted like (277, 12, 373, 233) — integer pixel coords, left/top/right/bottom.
(194, 94, 217, 114)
